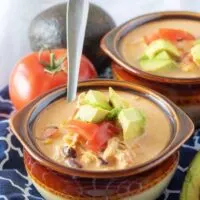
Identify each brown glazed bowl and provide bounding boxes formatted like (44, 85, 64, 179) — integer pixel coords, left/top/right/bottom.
(100, 11, 200, 125)
(9, 80, 193, 199)
(24, 150, 179, 200)
(9, 80, 193, 178)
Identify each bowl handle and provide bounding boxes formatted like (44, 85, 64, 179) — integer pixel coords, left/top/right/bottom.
(9, 105, 31, 149)
(171, 103, 194, 152)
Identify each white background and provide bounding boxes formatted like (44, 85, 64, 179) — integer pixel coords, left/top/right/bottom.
(0, 0, 200, 89)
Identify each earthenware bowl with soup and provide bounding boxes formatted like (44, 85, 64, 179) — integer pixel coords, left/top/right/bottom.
(9, 80, 193, 199)
(101, 11, 200, 125)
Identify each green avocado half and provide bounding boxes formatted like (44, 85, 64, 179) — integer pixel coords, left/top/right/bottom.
(180, 151, 200, 200)
(28, 3, 116, 73)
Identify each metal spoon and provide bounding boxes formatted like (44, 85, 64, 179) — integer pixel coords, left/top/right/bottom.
(66, 0, 89, 102)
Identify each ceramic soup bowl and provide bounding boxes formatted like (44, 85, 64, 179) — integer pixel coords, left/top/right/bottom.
(10, 80, 193, 199)
(24, 150, 179, 200)
(101, 11, 200, 125)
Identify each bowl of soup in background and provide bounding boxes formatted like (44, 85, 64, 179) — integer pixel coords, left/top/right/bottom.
(9, 80, 193, 199)
(101, 11, 200, 125)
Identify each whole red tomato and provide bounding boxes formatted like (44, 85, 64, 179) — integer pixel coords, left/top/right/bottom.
(9, 49, 97, 110)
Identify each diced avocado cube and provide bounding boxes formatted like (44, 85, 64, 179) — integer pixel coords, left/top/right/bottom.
(76, 105, 109, 123)
(191, 44, 200, 65)
(139, 51, 170, 61)
(154, 51, 171, 59)
(109, 87, 129, 109)
(79, 90, 112, 110)
(77, 92, 86, 106)
(139, 59, 176, 72)
(118, 108, 145, 141)
(145, 39, 180, 59)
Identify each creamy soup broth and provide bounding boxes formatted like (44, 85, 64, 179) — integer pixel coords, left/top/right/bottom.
(120, 19, 200, 78)
(33, 91, 171, 171)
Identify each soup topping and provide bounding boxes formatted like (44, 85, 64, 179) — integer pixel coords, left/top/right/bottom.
(144, 28, 195, 45)
(34, 88, 170, 171)
(138, 28, 200, 74)
(120, 19, 200, 78)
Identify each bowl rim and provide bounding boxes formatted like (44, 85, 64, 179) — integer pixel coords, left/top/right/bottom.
(100, 11, 200, 85)
(9, 80, 194, 178)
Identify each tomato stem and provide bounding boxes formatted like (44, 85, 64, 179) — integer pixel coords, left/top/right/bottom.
(38, 48, 67, 74)
(50, 53, 56, 69)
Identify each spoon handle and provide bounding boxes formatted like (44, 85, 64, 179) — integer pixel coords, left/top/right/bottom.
(66, 0, 89, 102)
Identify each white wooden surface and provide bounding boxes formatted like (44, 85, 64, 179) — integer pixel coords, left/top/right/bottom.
(0, 0, 199, 88)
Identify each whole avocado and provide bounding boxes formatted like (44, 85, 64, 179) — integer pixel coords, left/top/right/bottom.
(29, 3, 116, 73)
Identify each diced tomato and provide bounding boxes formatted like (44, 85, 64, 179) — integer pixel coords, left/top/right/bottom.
(65, 120, 98, 141)
(159, 28, 195, 42)
(144, 28, 195, 44)
(86, 121, 120, 152)
(42, 127, 59, 139)
(65, 120, 120, 152)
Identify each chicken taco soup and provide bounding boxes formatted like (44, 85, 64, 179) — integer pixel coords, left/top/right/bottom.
(120, 19, 200, 78)
(33, 88, 171, 171)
